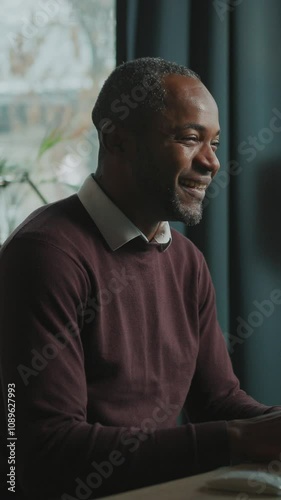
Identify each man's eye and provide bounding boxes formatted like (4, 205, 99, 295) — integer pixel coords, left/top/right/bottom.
(179, 136, 198, 142)
(212, 141, 220, 149)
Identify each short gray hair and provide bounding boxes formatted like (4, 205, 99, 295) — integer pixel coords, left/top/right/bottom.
(92, 57, 200, 134)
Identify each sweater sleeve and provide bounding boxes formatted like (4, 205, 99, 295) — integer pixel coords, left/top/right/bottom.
(184, 255, 280, 424)
(0, 237, 231, 500)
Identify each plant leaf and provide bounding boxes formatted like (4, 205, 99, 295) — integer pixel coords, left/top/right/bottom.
(0, 158, 20, 175)
(37, 128, 65, 158)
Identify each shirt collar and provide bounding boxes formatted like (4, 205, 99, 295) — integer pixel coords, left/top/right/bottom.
(77, 175, 172, 251)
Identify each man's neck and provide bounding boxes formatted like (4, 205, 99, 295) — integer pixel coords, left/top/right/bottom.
(94, 173, 161, 241)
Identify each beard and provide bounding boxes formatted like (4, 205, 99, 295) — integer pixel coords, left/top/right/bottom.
(133, 146, 203, 227)
(166, 187, 203, 226)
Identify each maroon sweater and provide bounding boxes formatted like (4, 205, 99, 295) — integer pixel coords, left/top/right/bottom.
(0, 194, 276, 499)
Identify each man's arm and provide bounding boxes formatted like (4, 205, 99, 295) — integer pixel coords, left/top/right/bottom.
(184, 255, 281, 466)
(227, 410, 281, 463)
(184, 255, 280, 423)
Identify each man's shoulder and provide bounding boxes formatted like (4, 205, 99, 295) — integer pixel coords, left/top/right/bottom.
(0, 194, 102, 262)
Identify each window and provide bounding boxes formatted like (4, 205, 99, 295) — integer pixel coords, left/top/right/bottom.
(0, 0, 115, 243)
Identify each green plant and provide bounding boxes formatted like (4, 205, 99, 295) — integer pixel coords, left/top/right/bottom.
(0, 127, 81, 243)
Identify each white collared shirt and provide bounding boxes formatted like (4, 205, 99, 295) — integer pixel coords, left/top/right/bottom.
(77, 175, 172, 251)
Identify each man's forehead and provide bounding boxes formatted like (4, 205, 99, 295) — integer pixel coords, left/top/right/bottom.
(163, 74, 217, 109)
(159, 74, 219, 132)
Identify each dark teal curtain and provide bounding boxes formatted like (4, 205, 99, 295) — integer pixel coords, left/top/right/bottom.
(116, 0, 281, 405)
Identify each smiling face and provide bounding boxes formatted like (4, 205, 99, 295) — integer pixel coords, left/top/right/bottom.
(132, 74, 221, 225)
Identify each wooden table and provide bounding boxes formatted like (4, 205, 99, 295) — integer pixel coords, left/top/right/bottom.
(104, 464, 281, 499)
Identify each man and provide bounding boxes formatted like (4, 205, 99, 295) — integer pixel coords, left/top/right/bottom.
(0, 57, 280, 500)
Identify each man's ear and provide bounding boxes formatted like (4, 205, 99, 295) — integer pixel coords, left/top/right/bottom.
(99, 122, 136, 157)
(100, 121, 134, 157)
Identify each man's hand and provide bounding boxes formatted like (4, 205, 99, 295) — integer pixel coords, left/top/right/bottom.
(227, 410, 281, 463)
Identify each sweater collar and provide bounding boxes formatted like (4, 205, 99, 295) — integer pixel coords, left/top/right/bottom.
(77, 175, 172, 251)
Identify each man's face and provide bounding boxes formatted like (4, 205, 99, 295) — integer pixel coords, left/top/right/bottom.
(132, 74, 221, 225)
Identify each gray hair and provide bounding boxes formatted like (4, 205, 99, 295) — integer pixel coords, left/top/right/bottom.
(92, 57, 200, 135)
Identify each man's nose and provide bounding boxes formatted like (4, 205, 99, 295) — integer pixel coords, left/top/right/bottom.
(194, 144, 220, 177)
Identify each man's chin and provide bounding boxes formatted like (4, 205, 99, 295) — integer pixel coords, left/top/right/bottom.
(177, 210, 202, 226)
(167, 196, 203, 226)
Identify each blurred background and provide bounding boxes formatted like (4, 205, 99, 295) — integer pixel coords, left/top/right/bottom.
(0, 0, 115, 241)
(1, 0, 280, 406)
